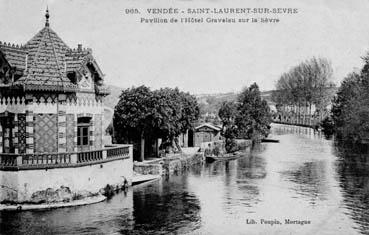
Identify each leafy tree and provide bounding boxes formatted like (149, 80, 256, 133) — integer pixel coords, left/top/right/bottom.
(331, 72, 361, 132)
(218, 101, 238, 131)
(152, 88, 199, 150)
(114, 86, 199, 161)
(113, 86, 155, 161)
(330, 70, 369, 142)
(218, 101, 238, 152)
(218, 83, 272, 151)
(236, 83, 272, 140)
(272, 57, 335, 122)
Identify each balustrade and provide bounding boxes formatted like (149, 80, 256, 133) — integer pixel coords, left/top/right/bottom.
(77, 150, 103, 163)
(22, 153, 72, 166)
(107, 146, 129, 158)
(0, 145, 131, 170)
(0, 154, 17, 167)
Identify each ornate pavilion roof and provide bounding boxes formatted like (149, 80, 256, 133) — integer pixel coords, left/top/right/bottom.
(0, 9, 106, 93)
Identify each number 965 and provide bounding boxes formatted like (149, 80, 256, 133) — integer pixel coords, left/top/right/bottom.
(124, 8, 140, 14)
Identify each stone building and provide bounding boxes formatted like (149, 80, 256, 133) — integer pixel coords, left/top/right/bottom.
(0, 10, 133, 204)
(193, 123, 222, 147)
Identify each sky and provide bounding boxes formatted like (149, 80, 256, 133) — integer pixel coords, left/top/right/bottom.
(1, 0, 369, 94)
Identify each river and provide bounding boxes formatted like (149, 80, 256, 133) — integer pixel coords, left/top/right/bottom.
(1, 124, 369, 235)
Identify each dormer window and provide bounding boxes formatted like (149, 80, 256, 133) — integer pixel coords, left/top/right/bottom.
(67, 71, 77, 84)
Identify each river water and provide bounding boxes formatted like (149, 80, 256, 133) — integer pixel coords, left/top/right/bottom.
(1, 124, 369, 235)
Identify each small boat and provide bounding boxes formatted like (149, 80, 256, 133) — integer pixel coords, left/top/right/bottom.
(261, 138, 280, 143)
(132, 174, 161, 186)
(205, 151, 243, 162)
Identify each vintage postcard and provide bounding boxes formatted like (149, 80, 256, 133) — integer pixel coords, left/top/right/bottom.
(0, 0, 368, 234)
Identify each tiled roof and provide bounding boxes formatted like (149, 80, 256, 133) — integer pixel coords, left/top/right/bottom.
(0, 13, 104, 93)
(195, 123, 222, 131)
(14, 26, 78, 91)
(95, 84, 110, 95)
(0, 43, 27, 70)
(65, 49, 90, 72)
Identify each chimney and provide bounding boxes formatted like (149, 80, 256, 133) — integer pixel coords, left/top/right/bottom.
(77, 44, 82, 52)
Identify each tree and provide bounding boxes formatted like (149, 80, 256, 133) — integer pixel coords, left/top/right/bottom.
(113, 86, 155, 162)
(328, 49, 369, 143)
(272, 57, 335, 123)
(114, 86, 200, 161)
(218, 101, 238, 131)
(218, 101, 238, 152)
(331, 72, 361, 131)
(330, 71, 369, 142)
(152, 88, 199, 150)
(236, 83, 272, 140)
(218, 83, 272, 152)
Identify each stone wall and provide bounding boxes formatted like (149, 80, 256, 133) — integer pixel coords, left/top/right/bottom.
(234, 139, 253, 150)
(163, 153, 203, 175)
(133, 152, 203, 176)
(134, 163, 163, 175)
(0, 157, 133, 203)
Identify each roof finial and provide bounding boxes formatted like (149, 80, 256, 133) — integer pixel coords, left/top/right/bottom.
(45, 6, 50, 27)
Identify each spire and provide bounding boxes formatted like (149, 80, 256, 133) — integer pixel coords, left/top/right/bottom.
(45, 7, 50, 27)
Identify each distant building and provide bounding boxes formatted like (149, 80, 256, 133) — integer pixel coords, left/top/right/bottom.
(0, 10, 132, 204)
(193, 123, 222, 147)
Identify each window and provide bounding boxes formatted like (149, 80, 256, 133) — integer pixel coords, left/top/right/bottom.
(77, 117, 91, 147)
(67, 71, 77, 84)
(0, 114, 15, 153)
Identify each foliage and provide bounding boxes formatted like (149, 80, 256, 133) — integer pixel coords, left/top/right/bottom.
(331, 72, 362, 132)
(114, 85, 200, 158)
(218, 101, 238, 130)
(225, 138, 238, 153)
(218, 83, 272, 151)
(113, 85, 154, 143)
(152, 87, 200, 142)
(197, 93, 237, 115)
(320, 116, 334, 136)
(212, 145, 221, 156)
(235, 83, 272, 140)
(271, 57, 335, 116)
(330, 69, 369, 142)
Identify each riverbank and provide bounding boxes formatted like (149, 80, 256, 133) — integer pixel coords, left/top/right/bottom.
(272, 121, 319, 129)
(134, 140, 253, 176)
(2, 124, 366, 234)
(134, 147, 203, 176)
(0, 194, 106, 211)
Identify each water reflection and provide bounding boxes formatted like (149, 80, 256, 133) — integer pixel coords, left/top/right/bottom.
(281, 160, 329, 204)
(0, 189, 134, 234)
(334, 142, 369, 234)
(2, 124, 369, 234)
(127, 176, 201, 235)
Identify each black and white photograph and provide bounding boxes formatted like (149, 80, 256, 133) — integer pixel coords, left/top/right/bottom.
(0, 0, 369, 234)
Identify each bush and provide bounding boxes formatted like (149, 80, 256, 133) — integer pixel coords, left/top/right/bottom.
(320, 116, 334, 136)
(212, 145, 221, 156)
(225, 138, 238, 153)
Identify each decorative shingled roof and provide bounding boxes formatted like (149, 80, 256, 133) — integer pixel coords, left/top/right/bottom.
(65, 49, 91, 72)
(0, 43, 27, 71)
(0, 9, 106, 93)
(14, 25, 78, 92)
